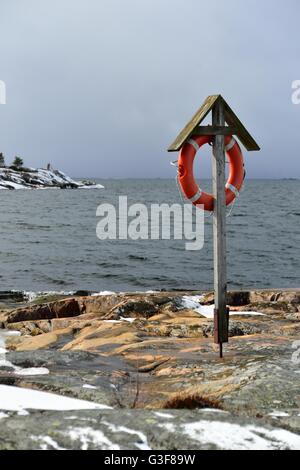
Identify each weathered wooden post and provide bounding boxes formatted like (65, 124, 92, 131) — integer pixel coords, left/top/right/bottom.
(212, 98, 228, 358)
(168, 95, 260, 357)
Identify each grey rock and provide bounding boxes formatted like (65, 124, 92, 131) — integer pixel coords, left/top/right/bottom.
(0, 409, 299, 450)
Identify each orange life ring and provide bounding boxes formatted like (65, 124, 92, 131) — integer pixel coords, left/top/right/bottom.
(178, 135, 245, 212)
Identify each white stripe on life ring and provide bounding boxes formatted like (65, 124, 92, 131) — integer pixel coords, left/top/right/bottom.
(187, 139, 200, 152)
(226, 183, 239, 197)
(225, 138, 236, 152)
(189, 189, 202, 203)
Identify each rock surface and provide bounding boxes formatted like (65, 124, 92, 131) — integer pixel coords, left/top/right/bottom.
(1, 408, 300, 450)
(0, 289, 300, 449)
(0, 167, 104, 190)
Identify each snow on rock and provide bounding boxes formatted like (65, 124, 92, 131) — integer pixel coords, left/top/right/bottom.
(16, 367, 50, 377)
(181, 296, 266, 319)
(35, 436, 66, 451)
(0, 167, 104, 190)
(0, 329, 50, 376)
(0, 385, 112, 412)
(103, 421, 150, 451)
(268, 411, 290, 418)
(154, 412, 175, 420)
(181, 420, 300, 450)
(120, 317, 135, 323)
(65, 427, 118, 451)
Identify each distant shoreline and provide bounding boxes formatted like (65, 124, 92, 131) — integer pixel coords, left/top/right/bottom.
(0, 166, 104, 190)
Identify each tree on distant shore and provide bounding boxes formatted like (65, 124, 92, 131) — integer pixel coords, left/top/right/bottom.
(12, 156, 24, 168)
(0, 153, 5, 167)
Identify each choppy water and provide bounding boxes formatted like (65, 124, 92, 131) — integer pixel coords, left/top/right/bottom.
(0, 179, 299, 292)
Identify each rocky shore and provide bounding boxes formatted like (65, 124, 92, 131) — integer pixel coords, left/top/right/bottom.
(0, 289, 299, 450)
(0, 167, 104, 190)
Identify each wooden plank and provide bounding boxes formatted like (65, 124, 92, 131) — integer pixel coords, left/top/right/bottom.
(168, 95, 220, 152)
(212, 99, 229, 349)
(192, 126, 237, 136)
(167, 94, 260, 153)
(223, 100, 260, 151)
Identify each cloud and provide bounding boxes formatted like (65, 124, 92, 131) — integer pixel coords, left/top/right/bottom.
(0, 0, 299, 177)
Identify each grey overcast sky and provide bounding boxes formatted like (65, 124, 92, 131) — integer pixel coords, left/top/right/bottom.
(0, 0, 299, 178)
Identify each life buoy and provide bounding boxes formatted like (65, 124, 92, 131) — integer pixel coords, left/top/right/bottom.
(178, 135, 245, 212)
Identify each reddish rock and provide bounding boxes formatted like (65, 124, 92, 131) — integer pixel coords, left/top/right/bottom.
(6, 298, 82, 324)
(1, 289, 300, 415)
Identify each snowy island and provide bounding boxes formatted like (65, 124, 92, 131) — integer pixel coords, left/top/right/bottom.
(0, 166, 104, 190)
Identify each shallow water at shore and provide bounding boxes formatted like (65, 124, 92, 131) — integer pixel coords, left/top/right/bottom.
(0, 179, 299, 292)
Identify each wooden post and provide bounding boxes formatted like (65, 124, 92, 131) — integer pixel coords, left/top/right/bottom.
(167, 94, 260, 358)
(212, 99, 229, 357)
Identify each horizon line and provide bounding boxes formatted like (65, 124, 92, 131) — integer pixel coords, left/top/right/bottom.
(72, 176, 300, 181)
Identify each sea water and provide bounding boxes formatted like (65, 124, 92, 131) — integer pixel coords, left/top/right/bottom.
(0, 179, 298, 292)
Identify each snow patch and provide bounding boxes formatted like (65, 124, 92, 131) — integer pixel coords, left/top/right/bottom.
(0, 331, 111, 414)
(268, 411, 290, 418)
(103, 421, 151, 451)
(0, 181, 30, 190)
(0, 329, 50, 377)
(158, 422, 176, 432)
(181, 296, 266, 319)
(16, 367, 50, 377)
(36, 436, 66, 451)
(18, 409, 29, 416)
(0, 330, 21, 338)
(104, 317, 135, 324)
(0, 385, 112, 412)
(154, 412, 175, 419)
(120, 317, 135, 323)
(66, 427, 118, 450)
(181, 420, 300, 450)
(200, 408, 229, 414)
